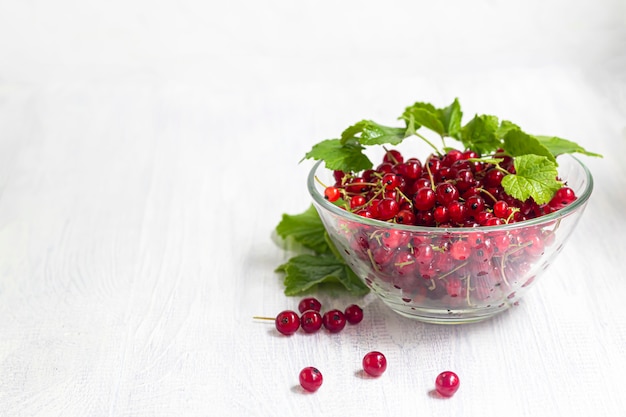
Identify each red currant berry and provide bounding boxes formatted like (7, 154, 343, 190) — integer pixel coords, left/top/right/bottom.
(333, 170, 346, 185)
(300, 310, 323, 333)
(447, 201, 467, 224)
(493, 200, 509, 218)
(299, 367, 323, 392)
(377, 198, 400, 221)
(324, 186, 341, 202)
(383, 149, 404, 165)
(413, 187, 436, 211)
(435, 182, 460, 206)
(465, 195, 486, 217)
(433, 205, 450, 224)
(435, 371, 460, 397)
(395, 209, 416, 225)
(397, 158, 422, 179)
(298, 297, 322, 313)
(362, 351, 387, 377)
(450, 240, 471, 261)
(344, 304, 364, 324)
(350, 195, 367, 209)
(549, 186, 577, 208)
(382, 173, 401, 190)
(322, 309, 347, 333)
(274, 310, 300, 335)
(484, 168, 505, 187)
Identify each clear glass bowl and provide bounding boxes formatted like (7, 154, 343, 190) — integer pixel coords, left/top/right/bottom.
(308, 154, 593, 324)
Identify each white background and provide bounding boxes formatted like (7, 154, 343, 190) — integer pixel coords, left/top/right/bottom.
(1, 1, 626, 416)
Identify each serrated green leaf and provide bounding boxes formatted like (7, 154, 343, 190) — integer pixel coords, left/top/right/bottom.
(438, 98, 463, 138)
(340, 120, 406, 146)
(303, 138, 373, 172)
(535, 135, 603, 158)
(496, 120, 520, 138)
(280, 254, 369, 296)
(275, 205, 331, 254)
(460, 114, 501, 154)
(401, 102, 446, 137)
(501, 154, 561, 204)
(503, 129, 556, 163)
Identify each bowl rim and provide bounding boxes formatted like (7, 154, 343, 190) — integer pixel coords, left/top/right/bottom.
(307, 153, 594, 233)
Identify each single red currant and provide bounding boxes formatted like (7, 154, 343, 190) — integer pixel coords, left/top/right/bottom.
(298, 297, 322, 313)
(383, 149, 404, 164)
(322, 309, 347, 333)
(413, 187, 436, 211)
(324, 186, 341, 202)
(300, 310, 323, 333)
(435, 182, 460, 206)
(362, 351, 387, 377)
(493, 200, 509, 218)
(377, 198, 400, 221)
(450, 240, 471, 261)
(435, 371, 460, 397)
(382, 173, 401, 190)
(395, 209, 416, 225)
(344, 304, 364, 324)
(299, 367, 323, 392)
(274, 310, 300, 335)
(465, 195, 486, 217)
(549, 186, 577, 208)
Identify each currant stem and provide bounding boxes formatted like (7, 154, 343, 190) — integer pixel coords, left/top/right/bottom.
(415, 131, 442, 155)
(425, 161, 436, 191)
(314, 176, 329, 189)
(383, 146, 400, 164)
(395, 187, 413, 206)
(476, 187, 498, 204)
(436, 261, 469, 281)
(252, 316, 275, 321)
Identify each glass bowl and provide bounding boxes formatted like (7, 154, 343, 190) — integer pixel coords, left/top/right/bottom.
(308, 154, 593, 324)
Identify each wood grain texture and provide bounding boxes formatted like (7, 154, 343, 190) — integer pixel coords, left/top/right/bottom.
(0, 1, 625, 416)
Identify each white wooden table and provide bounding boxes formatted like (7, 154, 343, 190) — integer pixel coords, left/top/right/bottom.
(1, 1, 626, 416)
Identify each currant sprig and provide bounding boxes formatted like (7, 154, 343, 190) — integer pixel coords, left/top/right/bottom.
(303, 98, 600, 205)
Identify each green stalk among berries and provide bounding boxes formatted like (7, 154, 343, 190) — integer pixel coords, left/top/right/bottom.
(275, 98, 601, 297)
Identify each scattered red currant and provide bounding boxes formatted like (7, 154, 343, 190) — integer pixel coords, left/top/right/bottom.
(362, 351, 387, 377)
(298, 297, 322, 313)
(274, 310, 300, 336)
(299, 367, 323, 392)
(322, 309, 347, 333)
(300, 310, 323, 333)
(344, 304, 364, 324)
(435, 371, 460, 397)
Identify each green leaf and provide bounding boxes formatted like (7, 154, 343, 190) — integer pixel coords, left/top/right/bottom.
(460, 114, 501, 154)
(278, 254, 369, 296)
(438, 98, 463, 138)
(303, 138, 373, 172)
(535, 135, 603, 158)
(503, 129, 556, 163)
(501, 154, 562, 204)
(340, 120, 406, 146)
(401, 102, 446, 137)
(496, 120, 520, 138)
(275, 205, 331, 254)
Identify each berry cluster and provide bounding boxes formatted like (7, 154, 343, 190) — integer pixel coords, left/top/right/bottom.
(255, 297, 363, 336)
(324, 149, 576, 227)
(317, 149, 578, 311)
